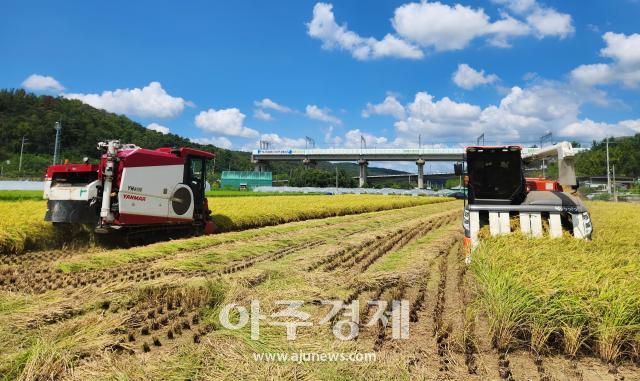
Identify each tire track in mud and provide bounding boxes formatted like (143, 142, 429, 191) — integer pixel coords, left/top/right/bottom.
(433, 246, 453, 376)
(335, 230, 460, 357)
(388, 232, 459, 373)
(457, 242, 480, 377)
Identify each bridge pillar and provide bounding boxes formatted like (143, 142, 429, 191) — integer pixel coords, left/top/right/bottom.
(253, 161, 265, 172)
(303, 158, 315, 169)
(416, 159, 425, 189)
(358, 159, 368, 188)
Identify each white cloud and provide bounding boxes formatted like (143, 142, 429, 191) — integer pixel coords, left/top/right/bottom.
(307, 1, 574, 59)
(344, 129, 389, 148)
(324, 126, 343, 146)
(147, 123, 170, 135)
(406, 92, 482, 122)
(600, 32, 640, 65)
(307, 2, 423, 60)
(191, 136, 233, 149)
(253, 109, 273, 121)
(21, 74, 65, 92)
(491, 0, 574, 38)
(467, 83, 580, 141)
(485, 13, 532, 47)
(64, 82, 189, 119)
(526, 7, 574, 39)
(570, 63, 615, 86)
(195, 108, 259, 138)
(391, 1, 570, 51)
(452, 63, 499, 90)
(571, 32, 640, 88)
(393, 1, 492, 51)
(393, 92, 483, 139)
(258, 133, 307, 149)
(362, 95, 406, 119)
(560, 119, 640, 140)
(491, 0, 536, 14)
(305, 104, 342, 124)
(254, 98, 294, 113)
(363, 80, 622, 144)
(392, 1, 539, 52)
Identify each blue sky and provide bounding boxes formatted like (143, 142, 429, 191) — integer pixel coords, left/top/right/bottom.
(3, 0, 640, 155)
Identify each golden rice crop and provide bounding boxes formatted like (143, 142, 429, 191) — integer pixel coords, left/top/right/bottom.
(207, 194, 451, 231)
(0, 200, 56, 254)
(0, 195, 452, 254)
(470, 201, 640, 362)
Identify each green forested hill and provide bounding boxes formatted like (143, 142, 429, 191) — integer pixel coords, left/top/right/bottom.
(0, 89, 254, 177)
(575, 135, 640, 177)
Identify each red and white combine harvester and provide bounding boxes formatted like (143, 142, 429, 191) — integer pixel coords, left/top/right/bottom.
(44, 140, 215, 241)
(461, 141, 592, 261)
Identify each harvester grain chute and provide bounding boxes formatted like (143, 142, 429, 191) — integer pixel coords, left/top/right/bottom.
(44, 140, 216, 241)
(461, 141, 592, 262)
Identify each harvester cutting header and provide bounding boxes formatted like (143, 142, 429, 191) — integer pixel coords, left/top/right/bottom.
(461, 141, 592, 259)
(44, 140, 215, 237)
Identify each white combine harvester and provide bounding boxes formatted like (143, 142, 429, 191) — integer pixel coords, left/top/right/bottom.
(461, 142, 593, 261)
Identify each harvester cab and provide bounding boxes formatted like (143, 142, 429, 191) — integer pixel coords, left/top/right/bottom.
(462, 142, 592, 262)
(44, 140, 216, 237)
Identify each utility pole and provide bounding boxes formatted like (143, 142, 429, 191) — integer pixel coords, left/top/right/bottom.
(335, 166, 339, 193)
(606, 137, 611, 195)
(476, 133, 484, 146)
(418, 134, 422, 150)
(612, 164, 617, 202)
(53, 121, 62, 165)
(18, 136, 28, 172)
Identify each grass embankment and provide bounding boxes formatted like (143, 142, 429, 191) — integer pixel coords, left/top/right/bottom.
(0, 194, 453, 254)
(470, 201, 640, 362)
(0, 190, 42, 201)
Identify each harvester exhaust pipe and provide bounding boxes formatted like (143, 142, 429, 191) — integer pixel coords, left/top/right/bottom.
(99, 140, 119, 223)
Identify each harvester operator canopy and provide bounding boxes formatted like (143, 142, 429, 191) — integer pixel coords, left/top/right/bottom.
(466, 146, 526, 205)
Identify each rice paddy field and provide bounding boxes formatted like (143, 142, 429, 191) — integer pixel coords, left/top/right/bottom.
(0, 195, 638, 380)
(0, 192, 450, 254)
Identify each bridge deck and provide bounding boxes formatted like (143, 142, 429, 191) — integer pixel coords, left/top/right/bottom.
(251, 147, 548, 162)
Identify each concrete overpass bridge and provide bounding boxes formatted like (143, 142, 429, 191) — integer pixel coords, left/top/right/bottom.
(251, 145, 586, 188)
(251, 148, 470, 188)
